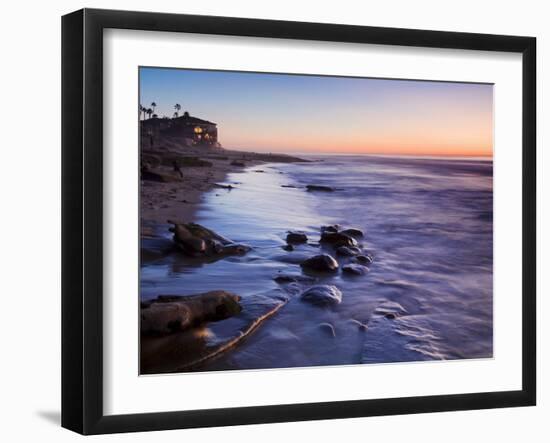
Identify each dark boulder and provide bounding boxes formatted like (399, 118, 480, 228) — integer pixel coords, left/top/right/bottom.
(306, 184, 334, 192)
(273, 273, 315, 284)
(353, 254, 373, 265)
(141, 291, 242, 335)
(342, 264, 369, 275)
(300, 254, 339, 272)
(301, 285, 343, 306)
(320, 231, 358, 247)
(340, 228, 364, 238)
(286, 231, 308, 244)
(321, 224, 339, 234)
(169, 220, 251, 258)
(336, 246, 360, 256)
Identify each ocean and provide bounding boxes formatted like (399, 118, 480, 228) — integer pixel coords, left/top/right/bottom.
(140, 154, 493, 371)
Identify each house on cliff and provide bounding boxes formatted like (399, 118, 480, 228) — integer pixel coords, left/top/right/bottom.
(141, 112, 219, 147)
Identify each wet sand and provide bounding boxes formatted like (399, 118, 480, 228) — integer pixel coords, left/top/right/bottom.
(140, 137, 306, 230)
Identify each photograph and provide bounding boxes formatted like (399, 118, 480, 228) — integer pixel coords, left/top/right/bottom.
(138, 67, 494, 375)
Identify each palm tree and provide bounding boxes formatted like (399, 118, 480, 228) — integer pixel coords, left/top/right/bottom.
(146, 108, 153, 119)
(151, 102, 157, 114)
(174, 103, 181, 117)
(139, 104, 144, 120)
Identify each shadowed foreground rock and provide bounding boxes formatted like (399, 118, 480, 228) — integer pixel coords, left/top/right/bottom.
(141, 291, 242, 335)
(286, 231, 308, 244)
(340, 228, 364, 238)
(342, 263, 369, 275)
(301, 285, 343, 306)
(140, 290, 289, 374)
(300, 254, 339, 272)
(320, 231, 358, 248)
(168, 220, 251, 257)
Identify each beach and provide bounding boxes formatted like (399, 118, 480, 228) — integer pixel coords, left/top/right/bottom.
(140, 140, 493, 374)
(140, 137, 305, 227)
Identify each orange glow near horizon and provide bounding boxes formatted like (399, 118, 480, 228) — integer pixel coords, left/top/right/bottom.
(140, 68, 494, 157)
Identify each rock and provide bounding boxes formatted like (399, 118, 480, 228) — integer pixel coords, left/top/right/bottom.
(254, 169, 265, 173)
(353, 254, 373, 265)
(306, 184, 334, 192)
(273, 273, 315, 284)
(230, 160, 246, 167)
(168, 220, 251, 257)
(300, 254, 339, 272)
(321, 225, 339, 234)
(374, 301, 407, 319)
(141, 291, 242, 335)
(336, 246, 360, 256)
(301, 285, 343, 306)
(320, 231, 358, 247)
(340, 228, 364, 237)
(319, 322, 336, 337)
(281, 184, 297, 188)
(214, 183, 234, 189)
(282, 244, 294, 251)
(221, 243, 251, 255)
(286, 231, 308, 244)
(349, 319, 369, 331)
(342, 264, 369, 275)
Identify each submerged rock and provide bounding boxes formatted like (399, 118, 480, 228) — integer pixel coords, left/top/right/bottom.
(168, 220, 251, 258)
(306, 184, 334, 192)
(321, 224, 339, 234)
(349, 319, 369, 331)
(374, 301, 408, 319)
(300, 254, 339, 272)
(301, 285, 343, 306)
(353, 254, 373, 265)
(230, 160, 246, 167)
(286, 231, 308, 244)
(342, 264, 369, 275)
(282, 244, 294, 251)
(336, 246, 360, 256)
(319, 322, 336, 337)
(273, 273, 315, 284)
(340, 228, 364, 237)
(320, 231, 358, 248)
(141, 291, 242, 335)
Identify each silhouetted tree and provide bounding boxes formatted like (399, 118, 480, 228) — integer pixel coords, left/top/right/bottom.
(151, 102, 157, 114)
(174, 103, 181, 117)
(146, 108, 153, 119)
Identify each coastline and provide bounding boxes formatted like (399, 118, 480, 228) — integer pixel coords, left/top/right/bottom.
(140, 139, 306, 234)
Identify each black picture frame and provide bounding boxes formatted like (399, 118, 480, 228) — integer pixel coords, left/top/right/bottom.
(62, 8, 536, 435)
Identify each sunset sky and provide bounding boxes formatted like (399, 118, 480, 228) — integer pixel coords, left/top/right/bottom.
(139, 67, 493, 157)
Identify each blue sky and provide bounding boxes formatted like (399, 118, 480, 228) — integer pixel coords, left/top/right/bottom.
(139, 67, 493, 156)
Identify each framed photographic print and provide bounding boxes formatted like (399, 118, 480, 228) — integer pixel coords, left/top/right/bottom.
(61, 8, 536, 435)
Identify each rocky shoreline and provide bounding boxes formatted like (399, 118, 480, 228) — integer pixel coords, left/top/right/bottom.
(140, 141, 382, 373)
(140, 215, 374, 373)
